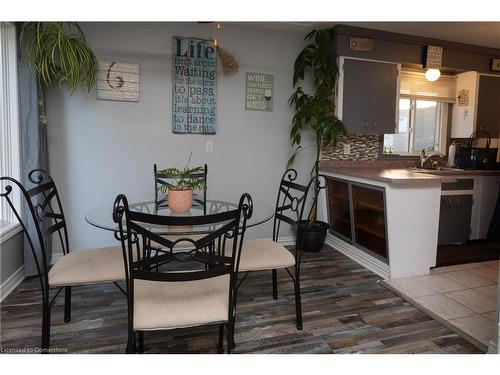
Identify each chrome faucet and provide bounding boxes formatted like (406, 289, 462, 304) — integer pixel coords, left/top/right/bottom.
(420, 149, 445, 168)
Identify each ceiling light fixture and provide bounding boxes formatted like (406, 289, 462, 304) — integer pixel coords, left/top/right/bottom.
(425, 68, 441, 81)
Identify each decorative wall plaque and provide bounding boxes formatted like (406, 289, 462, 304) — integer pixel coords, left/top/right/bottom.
(97, 61, 140, 102)
(349, 37, 374, 52)
(172, 36, 217, 134)
(457, 89, 469, 106)
(245, 72, 273, 111)
(424, 45, 443, 69)
(491, 58, 500, 72)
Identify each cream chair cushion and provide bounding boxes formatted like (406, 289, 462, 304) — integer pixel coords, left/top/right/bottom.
(133, 274, 229, 331)
(225, 239, 295, 272)
(49, 246, 125, 286)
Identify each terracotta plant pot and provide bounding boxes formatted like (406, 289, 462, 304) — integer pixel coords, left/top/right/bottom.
(168, 189, 193, 213)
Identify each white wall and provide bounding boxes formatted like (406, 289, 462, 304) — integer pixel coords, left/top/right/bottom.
(46, 22, 315, 250)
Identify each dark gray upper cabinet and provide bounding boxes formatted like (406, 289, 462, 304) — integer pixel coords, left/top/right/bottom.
(338, 57, 400, 135)
(476, 75, 500, 138)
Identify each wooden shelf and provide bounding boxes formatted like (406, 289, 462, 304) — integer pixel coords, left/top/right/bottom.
(353, 200, 384, 213)
(354, 218, 386, 239)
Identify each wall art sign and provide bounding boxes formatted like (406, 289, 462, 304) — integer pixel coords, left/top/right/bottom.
(172, 36, 217, 134)
(245, 72, 273, 111)
(491, 58, 500, 72)
(424, 45, 443, 69)
(457, 89, 469, 106)
(97, 61, 140, 102)
(349, 37, 374, 52)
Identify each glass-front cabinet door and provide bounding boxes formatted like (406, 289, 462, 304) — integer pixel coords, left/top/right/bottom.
(326, 177, 389, 263)
(351, 185, 388, 261)
(327, 179, 352, 240)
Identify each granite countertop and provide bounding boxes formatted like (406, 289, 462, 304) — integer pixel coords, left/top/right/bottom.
(320, 160, 500, 185)
(320, 167, 458, 184)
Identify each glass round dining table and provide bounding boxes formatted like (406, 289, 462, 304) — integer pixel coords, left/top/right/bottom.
(85, 198, 274, 235)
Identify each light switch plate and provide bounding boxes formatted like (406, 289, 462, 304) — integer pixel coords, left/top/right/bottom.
(205, 141, 213, 153)
(343, 143, 351, 155)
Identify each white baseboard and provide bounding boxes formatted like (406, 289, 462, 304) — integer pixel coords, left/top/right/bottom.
(51, 252, 64, 265)
(325, 234, 390, 279)
(0, 266, 25, 303)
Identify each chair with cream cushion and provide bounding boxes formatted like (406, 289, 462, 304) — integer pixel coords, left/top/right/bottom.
(0, 170, 126, 353)
(225, 169, 325, 334)
(113, 192, 252, 354)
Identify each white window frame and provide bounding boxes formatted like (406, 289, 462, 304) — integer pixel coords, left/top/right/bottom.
(0, 22, 22, 243)
(385, 97, 448, 156)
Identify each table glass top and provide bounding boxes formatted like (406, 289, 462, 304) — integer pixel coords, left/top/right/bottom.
(85, 199, 274, 235)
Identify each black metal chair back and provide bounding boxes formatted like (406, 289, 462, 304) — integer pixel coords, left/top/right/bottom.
(0, 170, 69, 288)
(153, 163, 208, 213)
(112, 192, 253, 343)
(272, 168, 327, 251)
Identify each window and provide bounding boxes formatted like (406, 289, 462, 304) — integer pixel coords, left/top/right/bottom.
(0, 22, 21, 240)
(383, 70, 455, 156)
(383, 98, 448, 155)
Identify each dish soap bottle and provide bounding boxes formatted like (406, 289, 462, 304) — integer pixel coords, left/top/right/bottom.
(447, 141, 456, 167)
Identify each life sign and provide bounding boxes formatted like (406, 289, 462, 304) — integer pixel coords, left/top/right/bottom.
(246, 72, 273, 112)
(172, 36, 217, 134)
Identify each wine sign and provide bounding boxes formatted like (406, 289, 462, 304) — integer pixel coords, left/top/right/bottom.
(97, 61, 140, 102)
(245, 72, 273, 112)
(172, 36, 217, 134)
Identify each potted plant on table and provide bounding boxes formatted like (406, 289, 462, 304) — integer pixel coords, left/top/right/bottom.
(157, 157, 206, 213)
(289, 28, 346, 252)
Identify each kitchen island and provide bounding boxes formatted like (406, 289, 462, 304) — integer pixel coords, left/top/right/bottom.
(319, 165, 500, 279)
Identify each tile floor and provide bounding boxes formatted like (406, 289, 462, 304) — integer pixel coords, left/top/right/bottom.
(381, 260, 499, 351)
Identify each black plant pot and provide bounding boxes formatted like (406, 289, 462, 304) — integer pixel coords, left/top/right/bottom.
(297, 220, 329, 253)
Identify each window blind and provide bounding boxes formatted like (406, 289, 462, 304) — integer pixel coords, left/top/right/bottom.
(400, 71, 456, 103)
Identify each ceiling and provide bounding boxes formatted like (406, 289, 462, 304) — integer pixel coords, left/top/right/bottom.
(232, 22, 500, 50)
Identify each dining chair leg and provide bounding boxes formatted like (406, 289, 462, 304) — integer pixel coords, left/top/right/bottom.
(126, 331, 136, 353)
(137, 332, 144, 353)
(227, 321, 234, 354)
(217, 324, 224, 354)
(64, 286, 71, 323)
(41, 297, 51, 353)
(294, 267, 303, 330)
(272, 269, 278, 300)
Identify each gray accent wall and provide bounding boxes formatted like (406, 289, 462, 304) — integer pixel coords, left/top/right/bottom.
(45, 22, 315, 250)
(1, 232, 24, 284)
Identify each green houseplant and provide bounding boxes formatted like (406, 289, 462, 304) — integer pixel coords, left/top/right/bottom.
(289, 28, 346, 252)
(20, 22, 97, 125)
(157, 155, 206, 213)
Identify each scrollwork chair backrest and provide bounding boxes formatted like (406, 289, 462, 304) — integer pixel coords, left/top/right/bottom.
(0, 169, 69, 291)
(272, 169, 328, 249)
(113, 192, 253, 324)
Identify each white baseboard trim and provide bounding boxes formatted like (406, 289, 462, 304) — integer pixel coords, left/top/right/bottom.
(0, 266, 25, 303)
(325, 234, 390, 279)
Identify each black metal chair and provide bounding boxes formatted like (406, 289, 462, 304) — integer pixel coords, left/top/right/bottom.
(113, 192, 252, 354)
(225, 169, 327, 336)
(153, 163, 208, 214)
(0, 170, 127, 352)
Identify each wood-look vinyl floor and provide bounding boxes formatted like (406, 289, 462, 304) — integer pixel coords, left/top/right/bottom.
(0, 246, 482, 354)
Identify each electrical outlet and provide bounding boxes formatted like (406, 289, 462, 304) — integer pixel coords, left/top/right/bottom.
(205, 141, 213, 153)
(343, 143, 351, 155)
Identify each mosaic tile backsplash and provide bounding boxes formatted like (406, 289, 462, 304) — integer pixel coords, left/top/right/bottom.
(321, 134, 381, 161)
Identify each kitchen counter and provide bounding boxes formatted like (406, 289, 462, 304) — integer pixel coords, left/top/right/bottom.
(320, 167, 456, 184)
(320, 166, 500, 184)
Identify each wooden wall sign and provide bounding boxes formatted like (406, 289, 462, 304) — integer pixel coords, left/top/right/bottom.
(424, 45, 443, 69)
(349, 37, 374, 52)
(172, 36, 217, 134)
(97, 61, 140, 102)
(457, 89, 469, 106)
(491, 58, 500, 72)
(245, 72, 273, 111)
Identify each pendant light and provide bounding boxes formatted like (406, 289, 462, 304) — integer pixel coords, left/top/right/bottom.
(425, 68, 441, 82)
